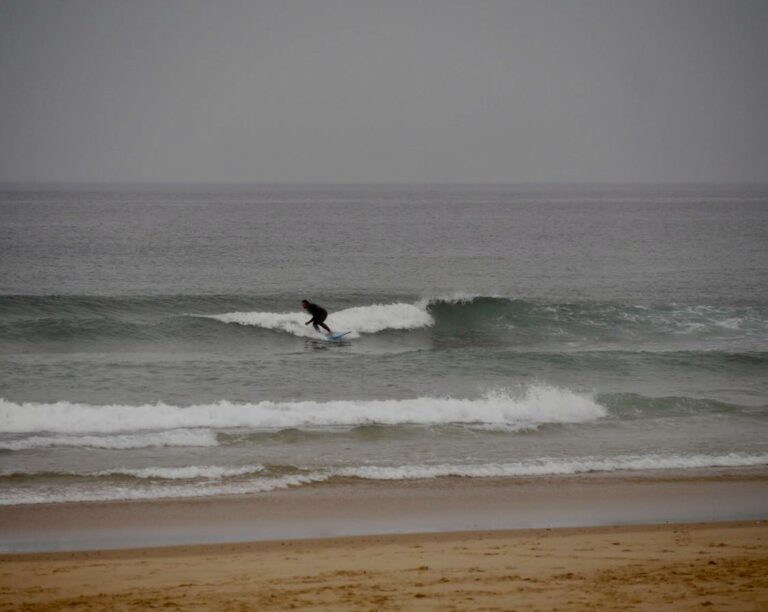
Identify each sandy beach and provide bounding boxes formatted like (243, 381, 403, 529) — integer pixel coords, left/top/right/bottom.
(1, 472, 767, 610)
(1, 521, 766, 611)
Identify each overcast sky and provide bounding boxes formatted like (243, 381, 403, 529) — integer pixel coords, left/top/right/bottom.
(1, 0, 767, 184)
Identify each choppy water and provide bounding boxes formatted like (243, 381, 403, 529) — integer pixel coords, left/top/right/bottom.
(1, 184, 767, 505)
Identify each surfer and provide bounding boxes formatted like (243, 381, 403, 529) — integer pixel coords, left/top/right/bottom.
(302, 299, 332, 334)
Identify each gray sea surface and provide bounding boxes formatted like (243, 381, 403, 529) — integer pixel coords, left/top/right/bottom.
(1, 184, 767, 506)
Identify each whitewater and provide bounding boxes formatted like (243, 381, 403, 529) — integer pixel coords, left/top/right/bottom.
(0, 385, 606, 435)
(199, 300, 434, 338)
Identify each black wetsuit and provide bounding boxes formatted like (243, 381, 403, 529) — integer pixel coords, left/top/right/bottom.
(304, 302, 331, 333)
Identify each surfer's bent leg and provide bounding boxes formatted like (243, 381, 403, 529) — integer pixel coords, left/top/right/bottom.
(313, 314, 331, 334)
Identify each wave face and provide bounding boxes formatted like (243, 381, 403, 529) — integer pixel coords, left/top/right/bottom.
(425, 297, 768, 351)
(1, 295, 766, 349)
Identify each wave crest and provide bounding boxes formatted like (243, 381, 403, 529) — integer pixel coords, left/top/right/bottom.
(198, 301, 432, 337)
(0, 385, 605, 436)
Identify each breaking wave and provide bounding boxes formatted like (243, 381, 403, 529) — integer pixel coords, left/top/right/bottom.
(198, 296, 767, 347)
(335, 453, 768, 479)
(2, 453, 766, 505)
(0, 384, 605, 439)
(1, 294, 764, 349)
(197, 301, 432, 337)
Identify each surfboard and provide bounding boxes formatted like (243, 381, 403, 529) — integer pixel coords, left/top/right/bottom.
(325, 331, 352, 342)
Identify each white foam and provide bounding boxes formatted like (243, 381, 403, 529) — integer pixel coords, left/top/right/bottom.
(0, 385, 606, 435)
(417, 292, 496, 307)
(327, 303, 432, 333)
(0, 473, 331, 505)
(95, 464, 265, 480)
(716, 318, 743, 330)
(3, 453, 766, 505)
(200, 310, 319, 338)
(198, 301, 433, 337)
(0, 429, 218, 450)
(334, 453, 768, 480)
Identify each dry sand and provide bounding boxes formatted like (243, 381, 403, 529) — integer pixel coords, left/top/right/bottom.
(1, 521, 767, 611)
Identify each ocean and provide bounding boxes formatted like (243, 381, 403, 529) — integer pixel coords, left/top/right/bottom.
(1, 183, 767, 506)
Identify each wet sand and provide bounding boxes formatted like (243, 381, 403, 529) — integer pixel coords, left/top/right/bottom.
(1, 472, 767, 610)
(1, 521, 766, 611)
(1, 470, 767, 553)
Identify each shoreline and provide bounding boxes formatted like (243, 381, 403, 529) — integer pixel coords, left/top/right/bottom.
(2, 521, 766, 610)
(2, 468, 766, 554)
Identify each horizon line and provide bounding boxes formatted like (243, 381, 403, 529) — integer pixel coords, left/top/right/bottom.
(3, 180, 768, 189)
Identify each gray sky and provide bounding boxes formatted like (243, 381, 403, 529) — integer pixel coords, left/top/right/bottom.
(1, 0, 767, 184)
